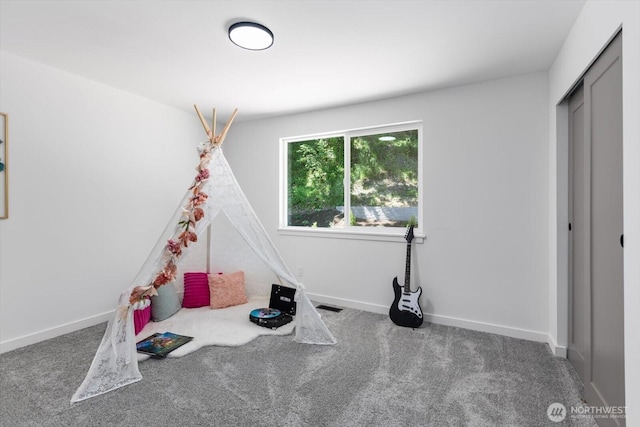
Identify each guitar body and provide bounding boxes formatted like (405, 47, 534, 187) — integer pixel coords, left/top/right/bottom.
(389, 276, 423, 328)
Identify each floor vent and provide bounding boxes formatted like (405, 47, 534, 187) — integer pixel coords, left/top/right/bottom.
(316, 304, 343, 312)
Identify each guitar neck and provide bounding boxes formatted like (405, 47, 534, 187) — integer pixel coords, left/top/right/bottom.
(404, 242, 411, 292)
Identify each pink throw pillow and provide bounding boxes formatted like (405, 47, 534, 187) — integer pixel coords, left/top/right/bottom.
(209, 271, 248, 309)
(133, 304, 151, 335)
(182, 272, 210, 308)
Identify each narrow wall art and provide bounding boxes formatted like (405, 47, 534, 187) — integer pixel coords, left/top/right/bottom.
(0, 112, 7, 219)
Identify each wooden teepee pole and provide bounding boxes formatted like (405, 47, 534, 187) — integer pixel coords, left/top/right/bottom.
(194, 105, 211, 137)
(217, 108, 238, 146)
(193, 105, 237, 146)
(211, 108, 217, 137)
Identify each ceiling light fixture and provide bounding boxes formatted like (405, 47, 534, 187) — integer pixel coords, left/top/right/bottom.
(228, 21, 274, 51)
(378, 136, 397, 141)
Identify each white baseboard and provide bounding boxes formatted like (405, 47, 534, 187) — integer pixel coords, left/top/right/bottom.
(308, 292, 560, 353)
(310, 293, 390, 315)
(1, 295, 569, 358)
(0, 310, 114, 354)
(546, 334, 568, 358)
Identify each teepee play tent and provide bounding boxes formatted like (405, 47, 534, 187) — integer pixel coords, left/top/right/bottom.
(71, 106, 336, 403)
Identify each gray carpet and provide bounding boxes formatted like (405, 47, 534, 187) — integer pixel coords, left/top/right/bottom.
(1, 307, 597, 426)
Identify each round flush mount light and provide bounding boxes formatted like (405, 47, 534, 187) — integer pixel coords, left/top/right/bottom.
(228, 21, 274, 50)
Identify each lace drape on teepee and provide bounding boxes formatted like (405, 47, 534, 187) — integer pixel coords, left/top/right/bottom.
(72, 146, 335, 403)
(207, 150, 336, 346)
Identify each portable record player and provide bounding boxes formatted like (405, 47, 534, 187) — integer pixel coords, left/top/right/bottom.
(249, 284, 296, 329)
(249, 307, 292, 329)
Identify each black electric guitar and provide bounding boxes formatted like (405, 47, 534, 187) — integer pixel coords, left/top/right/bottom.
(389, 225, 423, 328)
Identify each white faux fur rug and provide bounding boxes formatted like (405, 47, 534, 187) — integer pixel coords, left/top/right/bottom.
(135, 296, 295, 360)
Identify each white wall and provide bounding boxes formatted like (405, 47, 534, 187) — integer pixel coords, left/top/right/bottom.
(223, 71, 550, 343)
(0, 51, 202, 352)
(547, 0, 640, 421)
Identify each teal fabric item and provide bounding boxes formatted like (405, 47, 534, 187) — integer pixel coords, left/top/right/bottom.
(151, 284, 182, 322)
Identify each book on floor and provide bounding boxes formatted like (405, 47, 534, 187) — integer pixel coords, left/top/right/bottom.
(136, 332, 193, 358)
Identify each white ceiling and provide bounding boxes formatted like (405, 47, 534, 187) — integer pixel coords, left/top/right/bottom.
(0, 0, 585, 122)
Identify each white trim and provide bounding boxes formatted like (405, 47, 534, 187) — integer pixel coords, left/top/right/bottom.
(423, 313, 551, 345)
(309, 292, 390, 314)
(1, 297, 567, 358)
(0, 310, 114, 354)
(308, 292, 558, 353)
(278, 226, 424, 243)
(281, 120, 423, 143)
(547, 333, 568, 358)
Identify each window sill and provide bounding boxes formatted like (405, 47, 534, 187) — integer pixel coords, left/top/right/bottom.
(277, 227, 424, 243)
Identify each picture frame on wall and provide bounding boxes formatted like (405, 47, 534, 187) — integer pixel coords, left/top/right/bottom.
(0, 112, 8, 219)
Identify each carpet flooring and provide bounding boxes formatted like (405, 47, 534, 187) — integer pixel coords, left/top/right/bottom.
(0, 306, 597, 426)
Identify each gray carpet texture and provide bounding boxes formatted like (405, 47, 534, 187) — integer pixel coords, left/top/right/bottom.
(1, 306, 597, 426)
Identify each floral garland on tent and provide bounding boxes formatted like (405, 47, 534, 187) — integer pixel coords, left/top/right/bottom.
(128, 138, 217, 307)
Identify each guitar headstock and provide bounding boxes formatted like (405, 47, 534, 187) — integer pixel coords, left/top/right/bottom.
(404, 225, 415, 243)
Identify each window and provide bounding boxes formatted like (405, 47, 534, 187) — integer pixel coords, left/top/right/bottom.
(280, 121, 422, 239)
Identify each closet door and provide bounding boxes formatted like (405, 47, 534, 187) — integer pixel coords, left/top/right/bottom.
(568, 84, 587, 383)
(569, 32, 624, 427)
(585, 32, 624, 423)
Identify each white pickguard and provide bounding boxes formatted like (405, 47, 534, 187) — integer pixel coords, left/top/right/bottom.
(397, 287, 423, 318)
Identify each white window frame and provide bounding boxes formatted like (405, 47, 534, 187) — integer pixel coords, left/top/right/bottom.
(278, 120, 423, 243)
